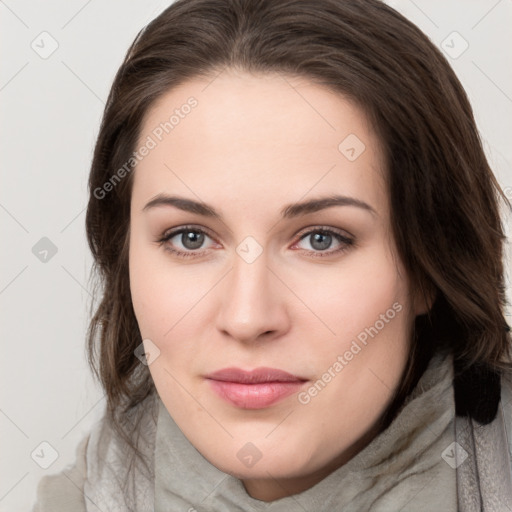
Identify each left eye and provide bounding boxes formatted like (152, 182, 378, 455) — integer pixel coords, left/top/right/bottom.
(294, 229, 353, 253)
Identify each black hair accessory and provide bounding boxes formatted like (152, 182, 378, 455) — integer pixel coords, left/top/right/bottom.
(453, 358, 501, 425)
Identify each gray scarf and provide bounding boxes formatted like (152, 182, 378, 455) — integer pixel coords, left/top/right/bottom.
(82, 351, 512, 511)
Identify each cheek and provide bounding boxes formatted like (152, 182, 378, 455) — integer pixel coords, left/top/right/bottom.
(129, 236, 184, 339)
(299, 251, 411, 411)
(129, 236, 220, 356)
(293, 246, 408, 345)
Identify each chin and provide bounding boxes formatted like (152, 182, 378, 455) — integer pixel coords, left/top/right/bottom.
(204, 436, 323, 480)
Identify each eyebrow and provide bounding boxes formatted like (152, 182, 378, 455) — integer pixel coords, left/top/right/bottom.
(142, 193, 376, 219)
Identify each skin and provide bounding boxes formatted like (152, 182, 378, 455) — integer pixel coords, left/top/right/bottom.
(129, 69, 429, 501)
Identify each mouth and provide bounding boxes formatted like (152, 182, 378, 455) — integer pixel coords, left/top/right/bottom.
(205, 367, 308, 409)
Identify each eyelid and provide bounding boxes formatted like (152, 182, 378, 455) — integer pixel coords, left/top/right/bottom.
(293, 224, 354, 241)
(160, 224, 218, 242)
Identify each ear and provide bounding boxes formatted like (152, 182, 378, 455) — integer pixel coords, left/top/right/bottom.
(413, 280, 437, 316)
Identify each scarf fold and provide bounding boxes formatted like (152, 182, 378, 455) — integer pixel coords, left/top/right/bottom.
(456, 367, 512, 511)
(81, 351, 512, 511)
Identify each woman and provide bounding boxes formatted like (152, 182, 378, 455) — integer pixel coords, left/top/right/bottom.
(33, 0, 512, 510)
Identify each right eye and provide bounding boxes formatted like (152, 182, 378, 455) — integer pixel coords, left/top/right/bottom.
(158, 226, 219, 258)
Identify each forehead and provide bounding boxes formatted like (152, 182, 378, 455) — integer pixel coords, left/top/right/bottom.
(132, 70, 387, 216)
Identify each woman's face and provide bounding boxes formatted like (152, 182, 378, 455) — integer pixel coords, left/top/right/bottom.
(129, 70, 426, 501)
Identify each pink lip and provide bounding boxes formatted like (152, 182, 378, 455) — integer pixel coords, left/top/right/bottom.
(205, 367, 308, 409)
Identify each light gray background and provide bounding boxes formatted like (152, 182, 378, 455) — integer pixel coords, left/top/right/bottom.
(1, 1, 511, 510)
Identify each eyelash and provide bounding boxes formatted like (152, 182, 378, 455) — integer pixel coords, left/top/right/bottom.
(156, 225, 355, 259)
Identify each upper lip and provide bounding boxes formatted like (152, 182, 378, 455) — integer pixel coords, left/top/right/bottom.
(205, 367, 307, 384)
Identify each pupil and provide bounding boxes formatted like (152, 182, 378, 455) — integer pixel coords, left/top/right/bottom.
(311, 232, 331, 250)
(182, 231, 204, 250)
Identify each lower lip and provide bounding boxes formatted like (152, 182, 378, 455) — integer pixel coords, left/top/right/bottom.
(207, 380, 305, 409)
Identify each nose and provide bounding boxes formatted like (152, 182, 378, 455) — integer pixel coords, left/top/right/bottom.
(215, 252, 291, 344)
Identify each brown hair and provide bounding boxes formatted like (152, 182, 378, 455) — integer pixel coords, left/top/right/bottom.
(85, 0, 512, 463)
